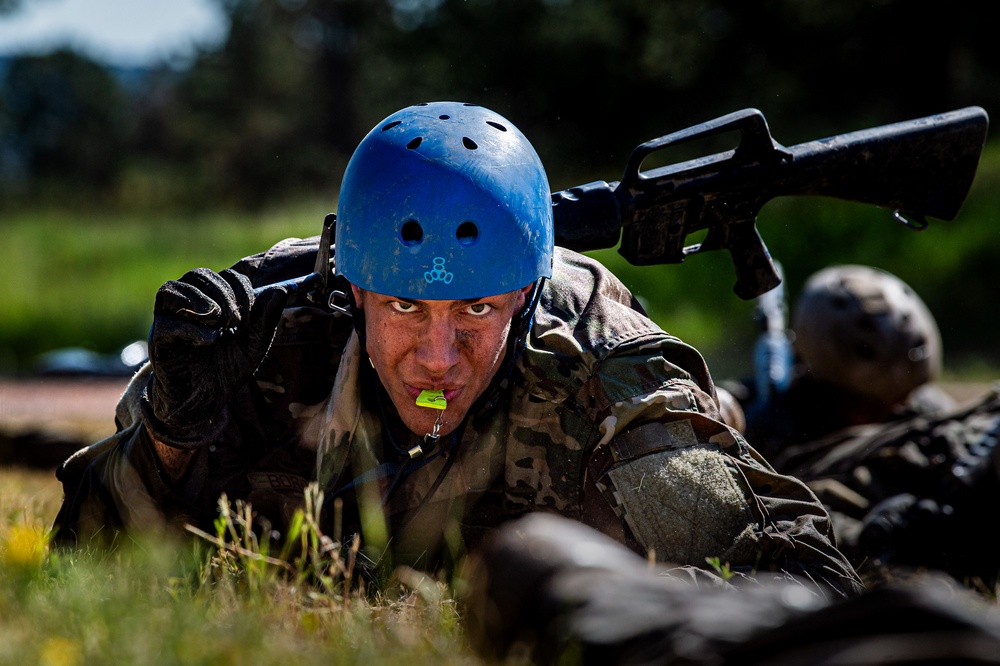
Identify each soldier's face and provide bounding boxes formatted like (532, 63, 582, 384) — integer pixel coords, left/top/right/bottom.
(352, 284, 531, 437)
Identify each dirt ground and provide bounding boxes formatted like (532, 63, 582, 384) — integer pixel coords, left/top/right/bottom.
(0, 376, 129, 441)
(0, 376, 130, 468)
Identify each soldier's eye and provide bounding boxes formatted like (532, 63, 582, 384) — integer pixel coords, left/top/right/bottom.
(390, 301, 418, 313)
(465, 303, 493, 316)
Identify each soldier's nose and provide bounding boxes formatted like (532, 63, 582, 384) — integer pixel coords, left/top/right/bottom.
(417, 320, 460, 375)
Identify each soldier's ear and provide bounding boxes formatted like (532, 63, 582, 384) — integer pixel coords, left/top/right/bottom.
(516, 283, 533, 308)
(350, 284, 364, 309)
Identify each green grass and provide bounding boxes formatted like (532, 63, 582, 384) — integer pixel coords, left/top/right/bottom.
(0, 468, 483, 666)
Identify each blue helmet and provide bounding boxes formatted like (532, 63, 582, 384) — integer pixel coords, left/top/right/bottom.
(335, 102, 554, 300)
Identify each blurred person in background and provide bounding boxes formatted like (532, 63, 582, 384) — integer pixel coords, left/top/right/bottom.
(722, 265, 1000, 592)
(726, 264, 954, 460)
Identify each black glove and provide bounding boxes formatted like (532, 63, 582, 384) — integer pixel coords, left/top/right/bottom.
(141, 267, 288, 449)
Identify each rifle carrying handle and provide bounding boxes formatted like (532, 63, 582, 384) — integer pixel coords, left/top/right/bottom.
(621, 108, 787, 187)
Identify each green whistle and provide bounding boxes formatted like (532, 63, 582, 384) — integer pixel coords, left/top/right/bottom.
(415, 389, 447, 410)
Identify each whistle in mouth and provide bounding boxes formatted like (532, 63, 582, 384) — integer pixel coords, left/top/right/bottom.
(415, 389, 447, 410)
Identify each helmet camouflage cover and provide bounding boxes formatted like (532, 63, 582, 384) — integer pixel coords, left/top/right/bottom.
(792, 264, 942, 407)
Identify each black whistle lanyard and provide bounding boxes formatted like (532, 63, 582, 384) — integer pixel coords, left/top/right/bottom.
(331, 378, 466, 506)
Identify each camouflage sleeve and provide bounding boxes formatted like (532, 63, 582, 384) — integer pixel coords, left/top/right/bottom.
(229, 236, 322, 287)
(52, 366, 198, 546)
(52, 424, 204, 547)
(50, 238, 311, 546)
(582, 350, 865, 599)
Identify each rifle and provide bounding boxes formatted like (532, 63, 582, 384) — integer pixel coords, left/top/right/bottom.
(264, 106, 989, 305)
(552, 106, 989, 298)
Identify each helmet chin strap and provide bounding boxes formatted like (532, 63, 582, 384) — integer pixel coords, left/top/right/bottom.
(469, 277, 546, 430)
(511, 277, 546, 353)
(330, 273, 367, 348)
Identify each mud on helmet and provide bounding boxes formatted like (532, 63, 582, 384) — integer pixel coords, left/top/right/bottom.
(791, 264, 942, 407)
(334, 101, 554, 300)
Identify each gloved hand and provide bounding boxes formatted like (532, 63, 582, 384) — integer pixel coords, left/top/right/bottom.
(141, 267, 288, 449)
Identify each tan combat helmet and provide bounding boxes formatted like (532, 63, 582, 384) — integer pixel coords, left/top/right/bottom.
(791, 264, 942, 408)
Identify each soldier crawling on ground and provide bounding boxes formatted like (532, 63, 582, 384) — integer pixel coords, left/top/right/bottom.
(52, 101, 862, 598)
(723, 264, 955, 462)
(722, 265, 1000, 592)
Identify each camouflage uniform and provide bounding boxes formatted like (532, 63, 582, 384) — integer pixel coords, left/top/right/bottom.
(720, 374, 957, 465)
(54, 240, 862, 597)
(772, 385, 1000, 590)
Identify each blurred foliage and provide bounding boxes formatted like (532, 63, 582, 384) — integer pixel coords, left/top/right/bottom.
(3, 0, 996, 206)
(0, 49, 129, 196)
(0, 471, 478, 666)
(0, 0, 998, 375)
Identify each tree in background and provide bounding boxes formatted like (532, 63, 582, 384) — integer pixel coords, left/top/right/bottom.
(2, 0, 996, 207)
(356, 0, 997, 189)
(135, 0, 385, 207)
(0, 49, 128, 199)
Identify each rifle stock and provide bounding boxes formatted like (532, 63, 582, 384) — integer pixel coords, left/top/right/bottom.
(552, 106, 989, 299)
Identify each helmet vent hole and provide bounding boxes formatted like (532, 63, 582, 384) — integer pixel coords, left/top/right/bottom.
(486, 121, 508, 132)
(406, 137, 423, 150)
(456, 221, 479, 245)
(462, 137, 478, 150)
(400, 220, 424, 245)
(381, 120, 402, 132)
(439, 114, 450, 120)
